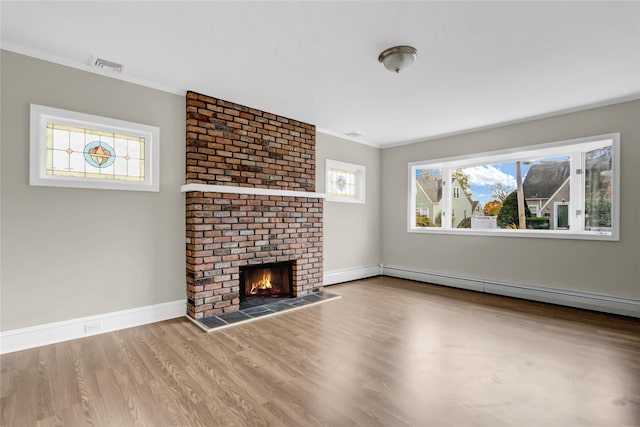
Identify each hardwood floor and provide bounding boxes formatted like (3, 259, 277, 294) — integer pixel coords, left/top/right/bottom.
(1, 276, 639, 426)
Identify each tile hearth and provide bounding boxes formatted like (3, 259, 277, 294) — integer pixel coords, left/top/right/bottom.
(192, 291, 340, 332)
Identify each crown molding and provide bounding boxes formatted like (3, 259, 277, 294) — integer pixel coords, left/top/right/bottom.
(379, 93, 640, 149)
(4, 40, 638, 151)
(315, 127, 381, 148)
(1, 41, 185, 96)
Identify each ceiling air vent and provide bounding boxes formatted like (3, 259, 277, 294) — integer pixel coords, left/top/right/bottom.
(91, 56, 124, 73)
(343, 131, 362, 138)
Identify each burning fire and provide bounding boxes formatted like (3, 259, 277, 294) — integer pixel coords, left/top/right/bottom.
(249, 272, 273, 295)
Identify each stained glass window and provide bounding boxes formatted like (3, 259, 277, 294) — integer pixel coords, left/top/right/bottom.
(30, 104, 159, 191)
(326, 159, 365, 203)
(46, 123, 145, 181)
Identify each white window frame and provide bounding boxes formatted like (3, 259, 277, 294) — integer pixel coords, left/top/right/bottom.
(408, 133, 619, 241)
(30, 104, 160, 192)
(325, 159, 365, 204)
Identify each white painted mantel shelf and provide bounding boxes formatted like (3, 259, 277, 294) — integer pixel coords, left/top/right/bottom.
(181, 184, 326, 199)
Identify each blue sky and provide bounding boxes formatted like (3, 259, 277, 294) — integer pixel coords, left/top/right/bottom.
(464, 162, 521, 206)
(418, 156, 569, 208)
(464, 156, 569, 206)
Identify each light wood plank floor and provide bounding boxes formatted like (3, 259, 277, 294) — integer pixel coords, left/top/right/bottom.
(1, 276, 639, 426)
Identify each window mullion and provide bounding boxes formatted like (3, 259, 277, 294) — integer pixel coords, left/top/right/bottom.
(442, 168, 452, 229)
(569, 151, 584, 232)
(409, 165, 418, 229)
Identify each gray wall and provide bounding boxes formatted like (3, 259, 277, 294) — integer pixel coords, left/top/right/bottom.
(1, 51, 186, 330)
(0, 51, 383, 332)
(381, 100, 640, 300)
(316, 133, 381, 271)
(2, 49, 636, 332)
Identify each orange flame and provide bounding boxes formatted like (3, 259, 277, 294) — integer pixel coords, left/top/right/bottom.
(249, 272, 272, 295)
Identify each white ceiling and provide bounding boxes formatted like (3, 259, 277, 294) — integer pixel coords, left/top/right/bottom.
(2, 1, 639, 147)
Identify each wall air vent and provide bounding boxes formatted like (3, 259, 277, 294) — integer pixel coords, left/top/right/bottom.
(91, 56, 124, 73)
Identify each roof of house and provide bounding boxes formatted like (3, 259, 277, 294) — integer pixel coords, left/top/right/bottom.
(416, 177, 442, 203)
(417, 177, 479, 208)
(523, 161, 570, 199)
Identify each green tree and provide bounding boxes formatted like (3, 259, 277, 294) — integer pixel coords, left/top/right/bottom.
(585, 194, 611, 227)
(416, 215, 436, 227)
(497, 191, 531, 228)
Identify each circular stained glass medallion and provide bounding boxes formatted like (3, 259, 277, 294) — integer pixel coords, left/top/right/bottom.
(336, 175, 347, 191)
(84, 141, 115, 168)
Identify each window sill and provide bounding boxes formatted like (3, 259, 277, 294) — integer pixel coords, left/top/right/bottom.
(325, 196, 365, 204)
(407, 227, 619, 241)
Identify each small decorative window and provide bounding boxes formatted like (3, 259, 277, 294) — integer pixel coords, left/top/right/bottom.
(453, 187, 460, 199)
(326, 159, 365, 203)
(30, 104, 159, 191)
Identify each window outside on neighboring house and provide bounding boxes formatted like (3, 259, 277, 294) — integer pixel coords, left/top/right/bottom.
(409, 134, 618, 240)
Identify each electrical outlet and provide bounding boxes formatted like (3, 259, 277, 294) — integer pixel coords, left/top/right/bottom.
(84, 322, 101, 334)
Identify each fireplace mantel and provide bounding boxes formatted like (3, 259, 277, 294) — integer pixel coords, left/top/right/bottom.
(181, 184, 326, 199)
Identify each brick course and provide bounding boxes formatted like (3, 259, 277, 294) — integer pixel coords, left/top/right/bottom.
(185, 92, 323, 318)
(186, 91, 316, 191)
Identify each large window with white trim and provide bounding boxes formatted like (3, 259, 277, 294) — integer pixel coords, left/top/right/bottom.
(409, 134, 619, 240)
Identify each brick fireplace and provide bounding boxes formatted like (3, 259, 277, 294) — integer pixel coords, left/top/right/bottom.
(183, 91, 324, 319)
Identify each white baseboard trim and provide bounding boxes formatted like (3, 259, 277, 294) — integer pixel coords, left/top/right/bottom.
(0, 300, 186, 354)
(324, 264, 382, 286)
(382, 264, 640, 318)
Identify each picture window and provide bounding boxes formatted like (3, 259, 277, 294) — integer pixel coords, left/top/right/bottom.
(408, 134, 618, 240)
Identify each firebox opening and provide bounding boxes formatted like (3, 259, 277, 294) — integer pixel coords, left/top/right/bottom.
(240, 261, 294, 309)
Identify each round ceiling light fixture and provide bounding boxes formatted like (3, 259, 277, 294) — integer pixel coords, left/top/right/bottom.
(378, 45, 418, 73)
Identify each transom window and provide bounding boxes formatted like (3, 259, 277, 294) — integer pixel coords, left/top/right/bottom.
(326, 159, 366, 204)
(46, 123, 146, 181)
(408, 134, 619, 240)
(30, 104, 159, 192)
